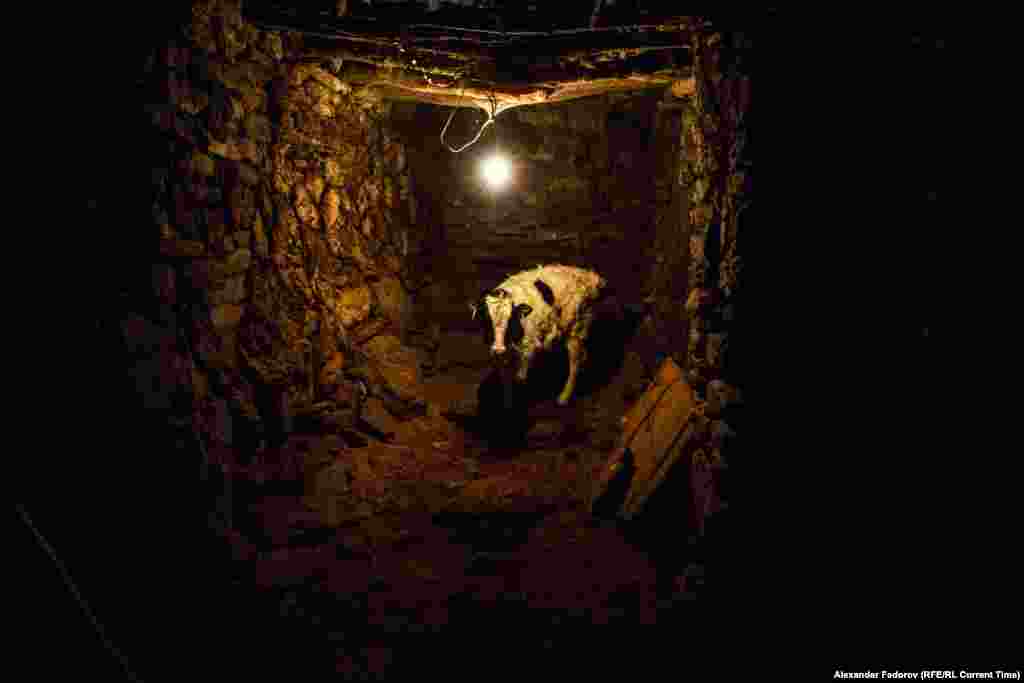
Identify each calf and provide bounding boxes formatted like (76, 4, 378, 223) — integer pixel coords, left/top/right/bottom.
(470, 264, 607, 405)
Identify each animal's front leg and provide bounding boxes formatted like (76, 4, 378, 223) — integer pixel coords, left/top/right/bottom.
(558, 337, 584, 405)
(516, 349, 533, 383)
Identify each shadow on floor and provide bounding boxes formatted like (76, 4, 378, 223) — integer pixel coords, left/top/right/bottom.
(457, 303, 648, 451)
(432, 509, 554, 553)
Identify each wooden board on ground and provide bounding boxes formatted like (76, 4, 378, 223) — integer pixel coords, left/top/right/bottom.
(592, 357, 695, 519)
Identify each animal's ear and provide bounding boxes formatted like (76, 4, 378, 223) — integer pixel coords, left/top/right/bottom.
(533, 279, 555, 306)
(516, 303, 533, 318)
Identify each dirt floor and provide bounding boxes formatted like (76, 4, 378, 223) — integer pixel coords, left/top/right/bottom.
(195, 321, 721, 678)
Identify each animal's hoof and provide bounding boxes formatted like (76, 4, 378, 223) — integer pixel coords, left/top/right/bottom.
(556, 395, 570, 406)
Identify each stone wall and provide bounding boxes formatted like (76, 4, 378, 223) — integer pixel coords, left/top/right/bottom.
(393, 92, 679, 331)
(113, 0, 424, 461)
(673, 27, 750, 541)
(683, 28, 751, 400)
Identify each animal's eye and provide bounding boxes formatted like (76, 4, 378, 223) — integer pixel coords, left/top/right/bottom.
(517, 304, 532, 317)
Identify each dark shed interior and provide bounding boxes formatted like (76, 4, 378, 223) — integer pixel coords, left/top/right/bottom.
(23, 1, 961, 678)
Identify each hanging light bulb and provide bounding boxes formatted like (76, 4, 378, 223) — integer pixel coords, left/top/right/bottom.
(480, 152, 510, 190)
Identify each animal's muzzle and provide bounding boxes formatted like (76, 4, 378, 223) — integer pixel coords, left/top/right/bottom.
(491, 348, 518, 370)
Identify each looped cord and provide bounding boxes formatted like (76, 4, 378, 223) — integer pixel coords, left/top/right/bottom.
(440, 77, 496, 153)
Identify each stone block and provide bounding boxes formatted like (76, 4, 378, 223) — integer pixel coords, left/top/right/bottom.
(318, 351, 346, 390)
(211, 303, 245, 330)
(337, 285, 372, 328)
(361, 397, 401, 436)
(209, 275, 247, 305)
(369, 276, 408, 337)
(158, 239, 206, 259)
(244, 112, 272, 142)
(238, 162, 261, 186)
(222, 248, 252, 275)
(252, 213, 269, 258)
(191, 152, 217, 177)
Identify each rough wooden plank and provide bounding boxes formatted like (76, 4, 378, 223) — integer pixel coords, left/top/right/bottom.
(611, 358, 696, 519)
(349, 74, 690, 110)
(620, 422, 696, 520)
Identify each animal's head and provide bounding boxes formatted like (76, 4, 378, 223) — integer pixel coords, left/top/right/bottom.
(469, 287, 532, 356)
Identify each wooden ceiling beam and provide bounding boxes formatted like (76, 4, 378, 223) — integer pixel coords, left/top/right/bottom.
(358, 75, 695, 110)
(246, 6, 698, 106)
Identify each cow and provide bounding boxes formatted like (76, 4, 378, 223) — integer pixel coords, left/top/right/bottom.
(470, 264, 607, 406)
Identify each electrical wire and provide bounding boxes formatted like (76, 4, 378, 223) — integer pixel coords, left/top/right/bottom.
(16, 503, 143, 683)
(490, 90, 500, 152)
(403, 21, 694, 39)
(246, 5, 696, 42)
(159, 58, 520, 157)
(439, 78, 499, 152)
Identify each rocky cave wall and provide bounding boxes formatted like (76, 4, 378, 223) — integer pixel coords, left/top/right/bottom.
(112, 0, 430, 466)
(390, 92, 684, 333)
